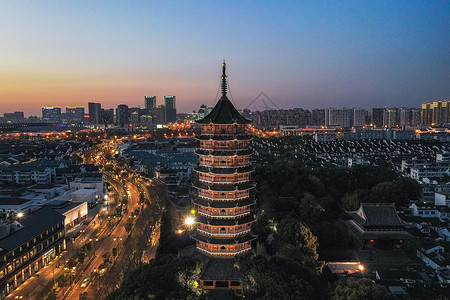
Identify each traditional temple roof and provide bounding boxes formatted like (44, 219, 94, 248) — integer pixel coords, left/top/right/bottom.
(193, 181, 256, 191)
(194, 165, 254, 175)
(195, 149, 253, 156)
(196, 61, 251, 125)
(200, 258, 240, 281)
(193, 197, 256, 208)
(347, 203, 405, 227)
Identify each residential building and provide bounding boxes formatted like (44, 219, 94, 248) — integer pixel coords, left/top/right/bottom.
(101, 108, 114, 125)
(88, 102, 102, 124)
(311, 109, 325, 126)
(371, 108, 385, 128)
(116, 104, 129, 127)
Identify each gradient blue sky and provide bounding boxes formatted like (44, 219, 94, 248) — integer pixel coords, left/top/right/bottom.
(0, 1, 449, 116)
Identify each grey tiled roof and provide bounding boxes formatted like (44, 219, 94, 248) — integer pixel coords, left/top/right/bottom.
(348, 203, 405, 227)
(0, 207, 65, 252)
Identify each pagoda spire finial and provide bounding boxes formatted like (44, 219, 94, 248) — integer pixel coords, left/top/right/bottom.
(221, 59, 227, 97)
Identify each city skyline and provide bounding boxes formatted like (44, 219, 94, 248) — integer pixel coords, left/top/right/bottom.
(1, 1, 449, 116)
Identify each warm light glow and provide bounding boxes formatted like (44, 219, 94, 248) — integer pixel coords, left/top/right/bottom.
(17, 212, 24, 218)
(177, 229, 183, 234)
(185, 216, 195, 226)
(190, 209, 196, 215)
(358, 264, 364, 271)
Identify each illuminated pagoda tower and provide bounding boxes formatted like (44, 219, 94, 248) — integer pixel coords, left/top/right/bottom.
(192, 61, 256, 275)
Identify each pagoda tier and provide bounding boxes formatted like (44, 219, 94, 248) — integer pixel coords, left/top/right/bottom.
(194, 234, 255, 246)
(198, 140, 250, 151)
(196, 134, 253, 140)
(194, 165, 254, 174)
(197, 188, 250, 201)
(196, 240, 252, 256)
(192, 182, 256, 192)
(194, 166, 255, 174)
(193, 197, 256, 208)
(195, 149, 253, 156)
(198, 172, 251, 185)
(198, 156, 250, 168)
(192, 61, 256, 257)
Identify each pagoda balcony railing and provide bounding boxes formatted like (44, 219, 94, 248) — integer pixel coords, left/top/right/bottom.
(198, 194, 249, 201)
(199, 162, 249, 168)
(201, 128, 248, 135)
(198, 210, 251, 218)
(198, 178, 249, 185)
(197, 228, 251, 236)
(199, 145, 248, 151)
(197, 245, 252, 256)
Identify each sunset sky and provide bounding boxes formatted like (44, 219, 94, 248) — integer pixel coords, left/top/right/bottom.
(0, 1, 449, 116)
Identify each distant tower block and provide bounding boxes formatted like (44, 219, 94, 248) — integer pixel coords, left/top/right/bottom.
(192, 61, 257, 257)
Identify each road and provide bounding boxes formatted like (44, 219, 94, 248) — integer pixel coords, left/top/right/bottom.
(65, 181, 141, 300)
(7, 141, 162, 300)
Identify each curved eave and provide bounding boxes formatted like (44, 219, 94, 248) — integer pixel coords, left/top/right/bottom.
(197, 215, 255, 226)
(196, 135, 253, 141)
(192, 234, 256, 244)
(192, 182, 256, 191)
(194, 165, 254, 175)
(195, 96, 252, 125)
(193, 197, 256, 208)
(195, 149, 253, 157)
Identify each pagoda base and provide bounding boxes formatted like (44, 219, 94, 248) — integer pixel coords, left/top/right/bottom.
(199, 257, 241, 290)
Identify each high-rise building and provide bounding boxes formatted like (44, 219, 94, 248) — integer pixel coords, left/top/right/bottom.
(432, 101, 449, 125)
(130, 107, 140, 125)
(116, 104, 129, 127)
(164, 96, 177, 123)
(371, 108, 385, 127)
(421, 103, 433, 125)
(193, 62, 256, 280)
(144, 96, 156, 109)
(65, 106, 85, 124)
(312, 109, 325, 126)
(383, 108, 398, 128)
(325, 108, 353, 128)
(88, 102, 102, 124)
(42, 106, 62, 123)
(101, 108, 114, 125)
(353, 109, 367, 127)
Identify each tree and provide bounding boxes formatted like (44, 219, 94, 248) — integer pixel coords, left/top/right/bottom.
(342, 193, 360, 211)
(332, 277, 392, 300)
(43, 288, 57, 300)
(299, 192, 316, 219)
(370, 182, 395, 203)
(272, 219, 325, 276)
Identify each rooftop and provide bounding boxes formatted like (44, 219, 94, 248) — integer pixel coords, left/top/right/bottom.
(0, 207, 65, 252)
(348, 203, 405, 227)
(200, 258, 240, 281)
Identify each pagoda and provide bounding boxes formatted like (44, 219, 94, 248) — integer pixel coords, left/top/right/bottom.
(192, 61, 257, 258)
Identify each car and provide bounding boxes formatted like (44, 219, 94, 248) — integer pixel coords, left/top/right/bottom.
(80, 278, 90, 287)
